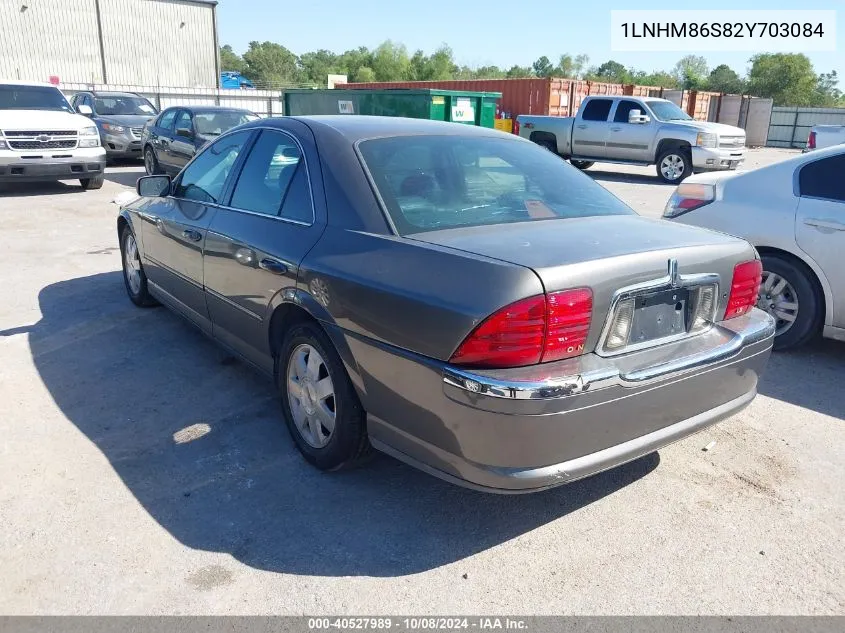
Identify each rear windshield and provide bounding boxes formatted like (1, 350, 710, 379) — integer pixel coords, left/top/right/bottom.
(193, 111, 259, 136)
(358, 135, 635, 234)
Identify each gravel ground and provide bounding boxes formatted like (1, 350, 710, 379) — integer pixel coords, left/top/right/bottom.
(0, 149, 843, 615)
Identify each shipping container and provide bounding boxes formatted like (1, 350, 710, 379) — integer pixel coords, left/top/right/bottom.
(283, 88, 501, 128)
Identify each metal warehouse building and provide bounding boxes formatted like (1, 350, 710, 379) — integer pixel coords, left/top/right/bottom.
(0, 0, 220, 88)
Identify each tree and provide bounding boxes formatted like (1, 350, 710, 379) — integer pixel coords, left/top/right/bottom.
(353, 66, 376, 83)
(573, 54, 589, 79)
(337, 47, 373, 78)
(706, 64, 745, 94)
(590, 60, 630, 83)
(814, 71, 843, 106)
(370, 40, 411, 81)
(505, 65, 533, 79)
(408, 45, 457, 81)
(532, 56, 554, 78)
(631, 70, 677, 88)
(474, 65, 506, 79)
(747, 53, 818, 106)
(673, 55, 708, 89)
(242, 41, 299, 87)
(557, 54, 575, 78)
(299, 49, 341, 86)
(219, 45, 246, 74)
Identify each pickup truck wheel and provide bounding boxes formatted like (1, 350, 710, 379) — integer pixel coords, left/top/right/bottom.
(570, 160, 594, 170)
(80, 174, 104, 190)
(536, 139, 557, 154)
(656, 149, 692, 183)
(758, 254, 821, 351)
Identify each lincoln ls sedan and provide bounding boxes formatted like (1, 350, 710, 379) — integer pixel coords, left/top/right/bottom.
(118, 116, 776, 493)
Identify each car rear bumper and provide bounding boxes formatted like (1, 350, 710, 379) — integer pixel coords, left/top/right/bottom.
(0, 148, 106, 182)
(691, 146, 746, 170)
(349, 308, 775, 493)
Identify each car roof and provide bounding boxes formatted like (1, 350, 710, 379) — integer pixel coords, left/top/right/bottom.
(0, 80, 60, 88)
(90, 91, 142, 97)
(274, 115, 512, 142)
(168, 105, 254, 113)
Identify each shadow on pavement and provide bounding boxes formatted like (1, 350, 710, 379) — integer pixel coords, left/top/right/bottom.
(758, 337, 845, 421)
(21, 271, 659, 577)
(588, 170, 670, 186)
(0, 180, 84, 197)
(104, 166, 144, 188)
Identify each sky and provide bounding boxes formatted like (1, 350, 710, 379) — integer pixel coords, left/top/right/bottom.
(215, 0, 844, 82)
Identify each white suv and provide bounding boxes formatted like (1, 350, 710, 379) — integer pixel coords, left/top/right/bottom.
(0, 81, 106, 189)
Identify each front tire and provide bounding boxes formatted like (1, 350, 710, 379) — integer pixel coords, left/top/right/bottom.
(656, 148, 692, 183)
(144, 147, 161, 175)
(80, 174, 105, 190)
(120, 225, 157, 307)
(570, 159, 594, 170)
(279, 321, 371, 471)
(759, 254, 821, 351)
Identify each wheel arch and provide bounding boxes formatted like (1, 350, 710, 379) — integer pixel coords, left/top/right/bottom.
(529, 131, 558, 152)
(655, 138, 691, 163)
(755, 245, 831, 328)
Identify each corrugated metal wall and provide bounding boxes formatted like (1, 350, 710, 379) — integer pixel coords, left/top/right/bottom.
(0, 0, 217, 87)
(767, 106, 845, 148)
(0, 0, 103, 83)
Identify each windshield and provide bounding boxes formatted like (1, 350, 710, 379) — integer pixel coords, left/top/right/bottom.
(648, 101, 692, 121)
(0, 85, 73, 112)
(94, 95, 157, 116)
(193, 111, 259, 136)
(358, 135, 635, 235)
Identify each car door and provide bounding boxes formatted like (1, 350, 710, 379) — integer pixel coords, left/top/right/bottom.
(607, 99, 654, 162)
(571, 98, 613, 159)
(139, 129, 253, 334)
(203, 124, 325, 372)
(150, 108, 178, 173)
(794, 152, 845, 327)
(169, 109, 196, 173)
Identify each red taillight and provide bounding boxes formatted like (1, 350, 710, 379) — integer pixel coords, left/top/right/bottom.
(725, 260, 762, 319)
(512, 120, 520, 135)
(808, 130, 816, 149)
(450, 289, 593, 369)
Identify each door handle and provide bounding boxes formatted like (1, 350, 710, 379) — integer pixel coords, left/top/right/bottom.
(804, 218, 845, 232)
(258, 258, 287, 275)
(610, 126, 622, 131)
(576, 124, 588, 129)
(181, 229, 202, 242)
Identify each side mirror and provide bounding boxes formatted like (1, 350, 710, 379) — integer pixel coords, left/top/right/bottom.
(628, 109, 650, 124)
(137, 174, 171, 198)
(175, 127, 194, 139)
(77, 104, 93, 116)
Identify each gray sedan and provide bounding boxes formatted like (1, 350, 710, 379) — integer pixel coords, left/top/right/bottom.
(118, 116, 775, 493)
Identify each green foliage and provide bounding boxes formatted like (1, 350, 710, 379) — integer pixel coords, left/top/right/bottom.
(409, 45, 457, 81)
(242, 41, 299, 86)
(673, 55, 708, 89)
(219, 45, 246, 74)
(371, 40, 411, 82)
(705, 64, 745, 94)
(748, 53, 820, 106)
(589, 60, 631, 84)
(532, 56, 555, 78)
(505, 65, 533, 79)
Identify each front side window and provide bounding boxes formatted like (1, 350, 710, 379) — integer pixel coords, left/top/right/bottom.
(94, 95, 156, 116)
(581, 99, 613, 122)
(229, 130, 312, 222)
(614, 100, 646, 123)
(0, 85, 73, 112)
(358, 135, 634, 234)
(173, 131, 251, 204)
(173, 110, 194, 136)
(158, 109, 177, 131)
(799, 154, 845, 202)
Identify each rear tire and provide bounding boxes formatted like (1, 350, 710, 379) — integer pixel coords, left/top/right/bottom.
(80, 174, 104, 190)
(120, 225, 157, 307)
(570, 160, 594, 170)
(536, 139, 557, 154)
(656, 148, 692, 183)
(759, 254, 822, 351)
(278, 321, 371, 471)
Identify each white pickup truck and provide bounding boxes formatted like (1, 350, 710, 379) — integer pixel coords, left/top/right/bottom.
(804, 125, 845, 152)
(517, 95, 747, 183)
(0, 80, 106, 189)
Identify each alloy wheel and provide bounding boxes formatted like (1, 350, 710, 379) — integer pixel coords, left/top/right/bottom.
(758, 271, 799, 336)
(124, 233, 142, 295)
(286, 344, 336, 448)
(660, 154, 686, 181)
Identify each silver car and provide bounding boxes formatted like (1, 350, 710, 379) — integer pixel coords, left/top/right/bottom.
(119, 116, 775, 493)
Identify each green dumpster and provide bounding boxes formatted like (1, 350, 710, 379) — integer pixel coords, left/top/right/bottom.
(283, 89, 501, 128)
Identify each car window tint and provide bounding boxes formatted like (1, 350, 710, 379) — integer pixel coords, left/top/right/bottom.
(174, 110, 193, 135)
(614, 100, 643, 123)
(173, 131, 250, 204)
(194, 111, 256, 136)
(279, 163, 313, 223)
(799, 154, 845, 202)
(230, 130, 311, 219)
(358, 135, 634, 234)
(581, 99, 613, 122)
(158, 110, 177, 131)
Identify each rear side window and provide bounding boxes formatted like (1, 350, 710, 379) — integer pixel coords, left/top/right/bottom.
(229, 129, 313, 222)
(358, 135, 634, 234)
(581, 99, 613, 122)
(798, 154, 845, 202)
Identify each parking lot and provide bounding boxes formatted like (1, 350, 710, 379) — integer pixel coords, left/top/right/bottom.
(0, 148, 843, 614)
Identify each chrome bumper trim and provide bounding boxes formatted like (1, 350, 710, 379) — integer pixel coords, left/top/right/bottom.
(442, 308, 775, 401)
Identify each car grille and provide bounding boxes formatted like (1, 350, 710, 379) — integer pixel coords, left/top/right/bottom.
(130, 127, 144, 139)
(719, 136, 745, 148)
(8, 139, 77, 150)
(3, 130, 76, 137)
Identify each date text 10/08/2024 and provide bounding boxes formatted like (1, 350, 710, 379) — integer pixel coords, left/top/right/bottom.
(620, 22, 826, 38)
(307, 617, 529, 630)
